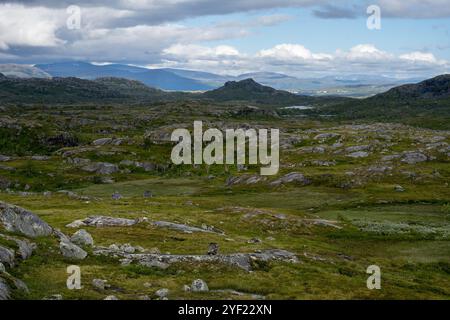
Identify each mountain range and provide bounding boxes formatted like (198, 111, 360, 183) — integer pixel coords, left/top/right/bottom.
(0, 62, 425, 96)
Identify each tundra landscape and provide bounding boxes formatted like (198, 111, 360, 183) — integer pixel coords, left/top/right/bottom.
(0, 73, 449, 300)
(0, 0, 449, 303)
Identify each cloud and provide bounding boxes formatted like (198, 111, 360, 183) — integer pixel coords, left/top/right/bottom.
(343, 44, 393, 61)
(257, 44, 332, 62)
(313, 5, 359, 19)
(158, 42, 450, 77)
(0, 4, 66, 48)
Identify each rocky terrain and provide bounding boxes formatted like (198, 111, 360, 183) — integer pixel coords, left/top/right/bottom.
(0, 77, 449, 300)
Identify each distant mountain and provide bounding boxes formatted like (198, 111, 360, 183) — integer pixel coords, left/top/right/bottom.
(202, 78, 318, 105)
(0, 64, 51, 78)
(36, 62, 213, 91)
(0, 76, 185, 104)
(372, 74, 450, 100)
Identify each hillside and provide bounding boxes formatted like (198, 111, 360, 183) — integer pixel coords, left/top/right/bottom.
(36, 62, 213, 91)
(318, 74, 450, 129)
(202, 78, 317, 105)
(371, 74, 450, 100)
(0, 76, 184, 104)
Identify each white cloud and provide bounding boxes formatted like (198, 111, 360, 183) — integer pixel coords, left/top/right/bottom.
(399, 51, 440, 64)
(344, 44, 393, 61)
(257, 44, 332, 62)
(0, 4, 66, 48)
(164, 44, 241, 59)
(158, 42, 450, 77)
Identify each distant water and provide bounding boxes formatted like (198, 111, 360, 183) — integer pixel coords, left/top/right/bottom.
(282, 106, 314, 110)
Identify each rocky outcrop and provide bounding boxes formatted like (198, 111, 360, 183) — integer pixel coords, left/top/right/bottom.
(0, 245, 15, 267)
(401, 152, 428, 164)
(270, 172, 311, 186)
(93, 248, 298, 272)
(0, 202, 53, 238)
(0, 278, 11, 300)
(81, 162, 119, 175)
(67, 216, 141, 228)
(152, 221, 220, 234)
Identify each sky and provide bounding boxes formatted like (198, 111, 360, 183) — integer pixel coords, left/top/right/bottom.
(0, 0, 449, 78)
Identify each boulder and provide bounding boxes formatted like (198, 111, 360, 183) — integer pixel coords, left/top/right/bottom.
(0, 246, 15, 267)
(112, 192, 122, 200)
(67, 216, 139, 228)
(0, 202, 53, 238)
(314, 133, 340, 141)
(153, 221, 217, 234)
(0, 278, 11, 300)
(155, 288, 169, 298)
(104, 295, 119, 300)
(82, 162, 119, 175)
(345, 145, 370, 153)
(207, 243, 219, 256)
(59, 240, 87, 260)
(402, 152, 428, 164)
(191, 279, 209, 292)
(92, 138, 113, 146)
(270, 172, 311, 186)
(347, 151, 369, 158)
(92, 279, 109, 291)
(71, 229, 94, 246)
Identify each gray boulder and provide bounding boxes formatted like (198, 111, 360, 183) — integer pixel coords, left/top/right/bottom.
(0, 245, 15, 267)
(191, 279, 209, 292)
(0, 278, 10, 300)
(59, 240, 87, 260)
(347, 151, 369, 158)
(402, 152, 428, 164)
(92, 138, 113, 146)
(71, 229, 94, 246)
(67, 216, 140, 228)
(82, 162, 119, 175)
(92, 279, 109, 290)
(155, 288, 169, 298)
(270, 172, 311, 186)
(0, 202, 53, 238)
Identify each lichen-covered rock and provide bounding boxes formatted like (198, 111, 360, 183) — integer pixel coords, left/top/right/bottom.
(81, 162, 119, 175)
(92, 279, 109, 290)
(59, 240, 87, 260)
(0, 278, 11, 300)
(347, 151, 369, 158)
(71, 229, 94, 246)
(270, 172, 311, 186)
(0, 202, 53, 238)
(191, 279, 209, 292)
(92, 138, 113, 146)
(93, 248, 298, 272)
(155, 288, 169, 298)
(67, 216, 140, 228)
(402, 152, 428, 164)
(0, 245, 15, 267)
